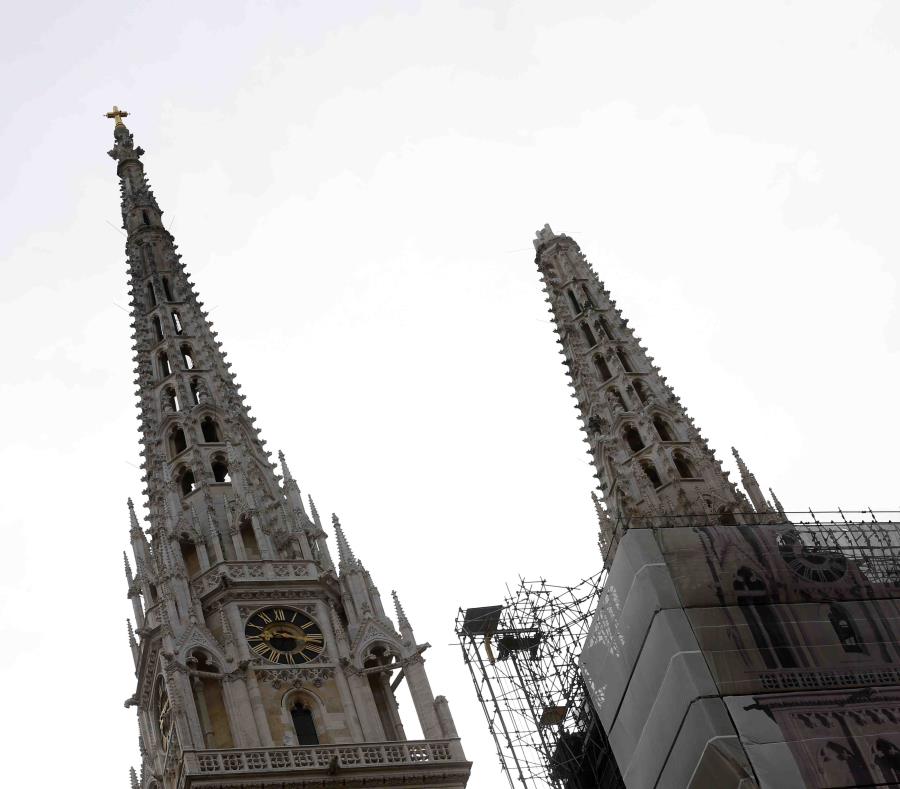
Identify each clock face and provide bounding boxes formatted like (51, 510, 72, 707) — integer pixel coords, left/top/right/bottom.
(778, 532, 847, 583)
(244, 607, 325, 664)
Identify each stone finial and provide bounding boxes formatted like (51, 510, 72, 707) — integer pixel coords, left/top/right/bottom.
(329, 602, 349, 646)
(392, 589, 410, 627)
(278, 449, 292, 481)
(127, 618, 137, 650)
(127, 498, 143, 537)
(309, 495, 322, 528)
(731, 447, 750, 476)
(770, 488, 786, 519)
(332, 514, 356, 568)
(124, 551, 134, 585)
(217, 602, 235, 649)
(129, 766, 139, 789)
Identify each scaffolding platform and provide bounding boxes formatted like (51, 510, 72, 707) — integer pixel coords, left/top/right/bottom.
(456, 574, 624, 789)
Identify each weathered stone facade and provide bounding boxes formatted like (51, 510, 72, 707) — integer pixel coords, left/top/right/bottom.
(109, 113, 470, 789)
(535, 224, 900, 788)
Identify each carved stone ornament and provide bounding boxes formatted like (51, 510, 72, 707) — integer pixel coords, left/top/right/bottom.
(255, 666, 336, 689)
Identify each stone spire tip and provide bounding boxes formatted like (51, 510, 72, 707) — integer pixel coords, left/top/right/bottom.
(392, 589, 409, 626)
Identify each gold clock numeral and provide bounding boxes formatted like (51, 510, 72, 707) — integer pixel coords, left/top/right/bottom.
(285, 652, 296, 664)
(273, 608, 286, 621)
(304, 643, 324, 654)
(301, 621, 315, 630)
(246, 622, 264, 632)
(305, 633, 324, 643)
(258, 611, 272, 624)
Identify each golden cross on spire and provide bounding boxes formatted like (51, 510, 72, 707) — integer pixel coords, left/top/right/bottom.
(104, 105, 129, 126)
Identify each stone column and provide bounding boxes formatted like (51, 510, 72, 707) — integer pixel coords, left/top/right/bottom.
(403, 657, 442, 739)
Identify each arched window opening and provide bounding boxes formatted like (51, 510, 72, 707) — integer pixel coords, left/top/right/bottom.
(653, 416, 674, 442)
(291, 702, 319, 746)
(152, 315, 163, 342)
(181, 345, 194, 370)
(170, 427, 187, 457)
(673, 453, 696, 479)
(158, 352, 171, 378)
(211, 459, 230, 484)
(180, 539, 200, 577)
(567, 290, 581, 316)
(239, 518, 261, 560)
(162, 388, 178, 414)
(142, 210, 150, 226)
(616, 349, 633, 373)
(179, 468, 196, 496)
(142, 245, 154, 267)
(172, 311, 184, 335)
(201, 418, 220, 443)
(610, 388, 628, 412)
(718, 510, 737, 526)
(594, 356, 612, 382)
(594, 316, 612, 339)
(634, 381, 649, 404)
(580, 323, 597, 348)
(189, 652, 233, 749)
(162, 277, 173, 301)
(829, 605, 865, 654)
(147, 282, 157, 308)
(642, 462, 662, 489)
(581, 285, 595, 309)
(190, 380, 202, 406)
(365, 647, 401, 740)
(624, 426, 644, 453)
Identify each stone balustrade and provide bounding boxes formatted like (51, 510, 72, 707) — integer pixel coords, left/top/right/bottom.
(181, 739, 464, 777)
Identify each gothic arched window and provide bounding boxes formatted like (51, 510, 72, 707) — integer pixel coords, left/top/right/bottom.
(162, 277, 173, 301)
(163, 387, 179, 414)
(169, 426, 187, 457)
(828, 604, 866, 654)
(152, 315, 163, 343)
(633, 380, 649, 404)
(158, 352, 171, 379)
(594, 356, 612, 382)
(673, 453, 696, 479)
(181, 345, 194, 370)
(642, 462, 662, 488)
(239, 517, 260, 560)
(201, 417, 220, 443)
(580, 285, 595, 309)
(171, 311, 184, 335)
(580, 323, 597, 348)
(624, 426, 644, 453)
(147, 282, 157, 309)
(211, 458, 230, 483)
(616, 349, 633, 373)
(180, 538, 200, 577)
(142, 210, 150, 226)
(291, 703, 319, 746)
(653, 416, 674, 442)
(567, 290, 581, 316)
(190, 379, 202, 406)
(179, 467, 196, 496)
(595, 316, 612, 340)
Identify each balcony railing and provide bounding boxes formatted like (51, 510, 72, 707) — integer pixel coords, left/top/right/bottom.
(181, 739, 465, 778)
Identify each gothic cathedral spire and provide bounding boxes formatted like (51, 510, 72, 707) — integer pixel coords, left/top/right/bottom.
(532, 225, 756, 557)
(109, 110, 470, 788)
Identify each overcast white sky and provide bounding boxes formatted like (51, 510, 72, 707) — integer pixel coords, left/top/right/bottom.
(1, 1, 899, 786)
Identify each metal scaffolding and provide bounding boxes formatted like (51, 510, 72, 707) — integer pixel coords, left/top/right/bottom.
(455, 573, 623, 789)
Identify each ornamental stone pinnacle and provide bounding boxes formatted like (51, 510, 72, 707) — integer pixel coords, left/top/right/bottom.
(110, 114, 470, 788)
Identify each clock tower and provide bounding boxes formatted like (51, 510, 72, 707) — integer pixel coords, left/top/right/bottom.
(109, 109, 471, 789)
